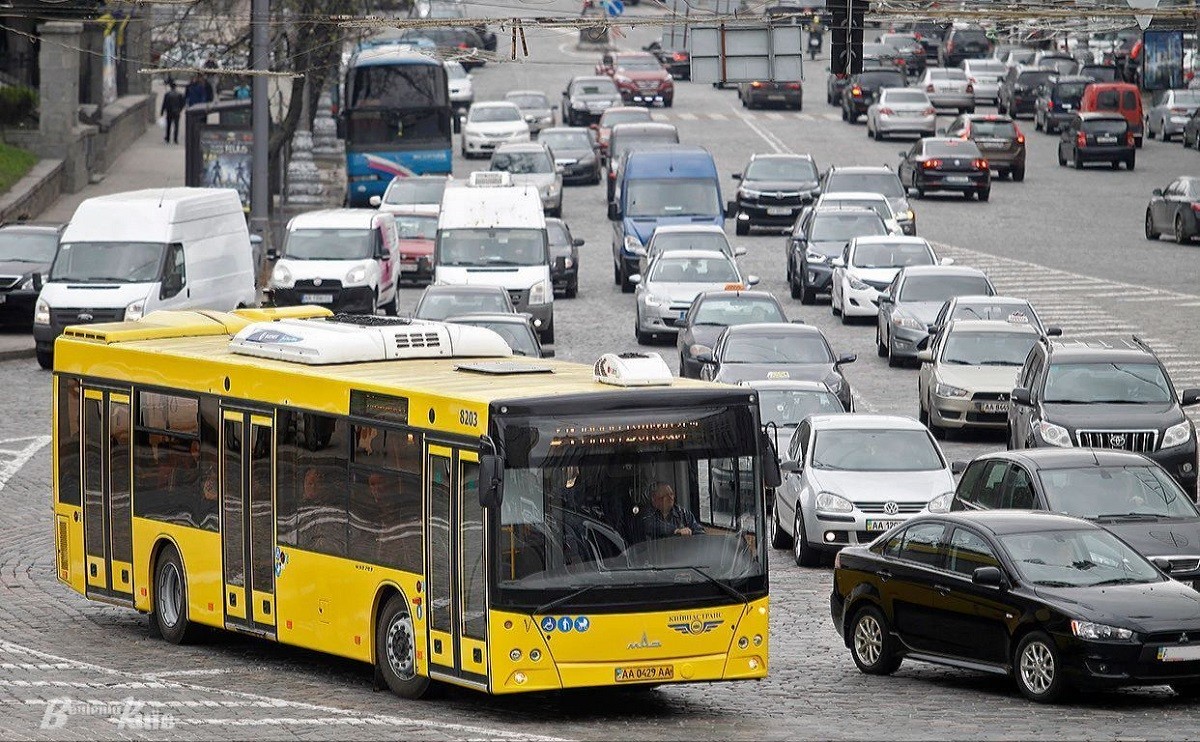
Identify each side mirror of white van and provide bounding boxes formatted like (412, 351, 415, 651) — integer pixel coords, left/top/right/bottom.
(369, 195, 382, 207)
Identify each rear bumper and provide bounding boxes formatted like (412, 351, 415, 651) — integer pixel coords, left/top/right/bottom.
(1076, 145, 1135, 162)
(915, 171, 990, 192)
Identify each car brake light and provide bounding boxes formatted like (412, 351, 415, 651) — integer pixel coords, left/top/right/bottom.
(1046, 100, 1054, 110)
(673, 52, 688, 61)
(926, 84, 935, 92)
(1126, 131, 1135, 146)
(896, 59, 906, 67)
(922, 159, 941, 169)
(922, 106, 936, 116)
(879, 107, 894, 115)
(1015, 125, 1025, 144)
(786, 83, 801, 90)
(1077, 131, 1087, 147)
(974, 158, 989, 170)
(1191, 203, 1200, 214)
(851, 86, 862, 97)
(458, 42, 469, 49)
(752, 81, 763, 88)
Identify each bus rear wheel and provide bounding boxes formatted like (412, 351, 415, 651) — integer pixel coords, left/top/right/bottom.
(377, 594, 432, 699)
(152, 545, 198, 645)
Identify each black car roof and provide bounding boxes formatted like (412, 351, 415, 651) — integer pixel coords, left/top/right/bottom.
(936, 510, 1098, 535)
(725, 322, 821, 337)
(1045, 336, 1157, 363)
(966, 448, 1157, 471)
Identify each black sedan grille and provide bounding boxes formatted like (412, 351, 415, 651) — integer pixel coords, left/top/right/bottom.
(749, 192, 809, 207)
(1145, 629, 1200, 644)
(1076, 429, 1157, 453)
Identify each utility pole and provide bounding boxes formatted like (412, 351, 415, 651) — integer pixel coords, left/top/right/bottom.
(250, 0, 271, 258)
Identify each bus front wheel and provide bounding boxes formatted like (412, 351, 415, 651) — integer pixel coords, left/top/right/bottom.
(377, 594, 432, 699)
(151, 545, 198, 645)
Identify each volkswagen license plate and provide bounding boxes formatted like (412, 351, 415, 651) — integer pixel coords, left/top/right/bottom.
(301, 293, 334, 304)
(866, 519, 904, 532)
(615, 664, 674, 683)
(767, 207, 792, 215)
(945, 175, 970, 184)
(1158, 645, 1200, 662)
(980, 401, 1010, 413)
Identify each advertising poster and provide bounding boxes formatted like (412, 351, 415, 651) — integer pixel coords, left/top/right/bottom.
(1143, 30, 1184, 92)
(102, 32, 117, 105)
(199, 129, 252, 211)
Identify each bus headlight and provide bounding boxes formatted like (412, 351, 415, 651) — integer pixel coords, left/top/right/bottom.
(34, 299, 50, 325)
(124, 300, 145, 322)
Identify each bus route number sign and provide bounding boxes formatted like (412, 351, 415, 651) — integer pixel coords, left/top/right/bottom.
(614, 664, 674, 683)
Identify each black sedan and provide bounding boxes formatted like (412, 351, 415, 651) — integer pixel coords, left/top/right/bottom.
(643, 38, 690, 80)
(841, 68, 908, 123)
(675, 289, 789, 379)
(1058, 112, 1135, 171)
(730, 153, 821, 235)
(898, 137, 991, 200)
(0, 222, 63, 327)
(832, 510, 1200, 703)
(1145, 176, 1200, 244)
(445, 313, 550, 358)
(538, 127, 601, 185)
(948, 449, 1200, 587)
(695, 323, 855, 410)
(546, 217, 582, 298)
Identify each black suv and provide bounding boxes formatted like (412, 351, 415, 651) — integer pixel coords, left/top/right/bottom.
(998, 66, 1058, 119)
(1033, 75, 1092, 134)
(730, 153, 821, 235)
(948, 449, 1200, 586)
(939, 26, 991, 68)
(841, 68, 907, 123)
(1007, 336, 1200, 496)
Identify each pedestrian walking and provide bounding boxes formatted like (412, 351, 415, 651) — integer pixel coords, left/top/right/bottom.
(160, 82, 185, 144)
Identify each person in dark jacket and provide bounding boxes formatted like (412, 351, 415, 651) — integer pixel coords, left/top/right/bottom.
(641, 482, 704, 539)
(184, 75, 207, 107)
(160, 82, 185, 143)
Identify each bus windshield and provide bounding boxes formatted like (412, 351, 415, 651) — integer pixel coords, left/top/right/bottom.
(50, 242, 165, 283)
(345, 63, 450, 149)
(493, 405, 766, 610)
(436, 228, 548, 266)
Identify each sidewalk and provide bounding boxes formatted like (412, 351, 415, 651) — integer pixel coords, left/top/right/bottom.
(3, 84, 183, 362)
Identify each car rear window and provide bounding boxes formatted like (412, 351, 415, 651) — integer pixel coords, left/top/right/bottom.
(953, 30, 988, 44)
(924, 140, 983, 157)
(1081, 66, 1119, 81)
(968, 61, 1006, 75)
(859, 70, 906, 86)
(1056, 82, 1088, 101)
(932, 69, 967, 80)
(1082, 118, 1128, 135)
(969, 120, 1017, 138)
(1017, 70, 1056, 87)
(1094, 89, 1121, 109)
(884, 90, 930, 104)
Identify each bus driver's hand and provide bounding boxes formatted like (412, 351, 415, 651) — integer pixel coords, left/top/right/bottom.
(675, 527, 692, 536)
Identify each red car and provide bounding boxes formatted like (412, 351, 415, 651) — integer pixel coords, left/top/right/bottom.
(595, 51, 675, 107)
(591, 106, 653, 164)
(392, 206, 438, 284)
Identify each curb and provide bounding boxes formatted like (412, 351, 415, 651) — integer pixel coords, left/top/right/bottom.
(0, 347, 35, 363)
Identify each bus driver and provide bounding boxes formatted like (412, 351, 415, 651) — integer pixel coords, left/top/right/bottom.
(641, 482, 704, 539)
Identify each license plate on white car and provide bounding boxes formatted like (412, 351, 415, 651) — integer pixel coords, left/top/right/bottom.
(767, 207, 792, 215)
(301, 293, 334, 304)
(866, 519, 904, 532)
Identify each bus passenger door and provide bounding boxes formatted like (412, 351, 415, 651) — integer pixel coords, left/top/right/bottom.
(220, 409, 277, 637)
(81, 386, 134, 605)
(425, 446, 489, 689)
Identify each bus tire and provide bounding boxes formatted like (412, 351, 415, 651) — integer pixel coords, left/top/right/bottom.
(377, 594, 432, 700)
(151, 545, 198, 645)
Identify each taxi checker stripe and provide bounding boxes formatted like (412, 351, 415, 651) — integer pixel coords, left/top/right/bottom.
(362, 154, 415, 179)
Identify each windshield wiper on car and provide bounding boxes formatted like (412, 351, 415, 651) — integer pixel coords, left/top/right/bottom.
(1093, 512, 1162, 520)
(1031, 580, 1077, 587)
(535, 584, 601, 616)
(1091, 577, 1146, 586)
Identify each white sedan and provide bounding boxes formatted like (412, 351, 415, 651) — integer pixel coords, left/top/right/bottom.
(865, 88, 938, 141)
(830, 236, 942, 321)
(460, 101, 530, 159)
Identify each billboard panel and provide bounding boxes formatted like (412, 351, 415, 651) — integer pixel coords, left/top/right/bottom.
(1143, 29, 1183, 92)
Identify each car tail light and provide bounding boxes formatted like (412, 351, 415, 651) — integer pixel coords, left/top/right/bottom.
(926, 84, 935, 92)
(896, 59, 906, 67)
(1077, 131, 1087, 147)
(851, 86, 863, 97)
(966, 83, 974, 94)
(922, 106, 936, 116)
(1046, 100, 1054, 110)
(974, 158, 989, 170)
(1191, 203, 1200, 214)
(751, 81, 763, 88)
(458, 42, 469, 49)
(786, 83, 801, 90)
(879, 107, 894, 115)
(922, 159, 941, 169)
(1015, 124, 1025, 144)
(1126, 131, 1135, 146)
(673, 52, 688, 61)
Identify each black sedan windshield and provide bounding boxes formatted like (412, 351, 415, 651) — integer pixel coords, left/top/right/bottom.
(1038, 466, 1200, 520)
(1001, 529, 1161, 587)
(723, 332, 832, 363)
(0, 231, 58, 262)
(1043, 363, 1172, 404)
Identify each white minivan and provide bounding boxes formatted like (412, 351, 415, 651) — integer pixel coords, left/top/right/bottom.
(268, 209, 400, 316)
(34, 187, 257, 369)
(435, 171, 554, 343)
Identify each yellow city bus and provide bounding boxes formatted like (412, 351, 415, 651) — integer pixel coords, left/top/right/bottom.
(51, 308, 774, 697)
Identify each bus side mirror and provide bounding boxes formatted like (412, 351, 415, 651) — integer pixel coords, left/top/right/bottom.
(760, 431, 782, 489)
(479, 454, 505, 508)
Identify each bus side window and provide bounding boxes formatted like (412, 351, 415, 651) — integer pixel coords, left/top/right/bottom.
(286, 413, 348, 557)
(57, 376, 82, 506)
(132, 391, 203, 529)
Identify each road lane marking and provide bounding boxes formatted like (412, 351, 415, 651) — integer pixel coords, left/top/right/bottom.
(0, 436, 50, 494)
(728, 101, 792, 153)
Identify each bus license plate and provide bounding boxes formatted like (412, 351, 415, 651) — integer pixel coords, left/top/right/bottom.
(301, 294, 334, 304)
(615, 664, 674, 683)
(1158, 645, 1200, 662)
(767, 207, 792, 215)
(866, 519, 903, 532)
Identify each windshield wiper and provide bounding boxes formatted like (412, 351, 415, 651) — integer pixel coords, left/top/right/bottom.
(1032, 580, 1077, 587)
(535, 584, 601, 616)
(688, 566, 747, 603)
(1091, 577, 1145, 586)
(1093, 512, 1161, 520)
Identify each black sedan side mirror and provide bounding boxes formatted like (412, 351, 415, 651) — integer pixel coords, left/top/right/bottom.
(1181, 389, 1200, 407)
(572, 238, 585, 247)
(32, 272, 42, 291)
(1045, 326, 1063, 337)
(835, 353, 857, 366)
(1011, 387, 1033, 406)
(972, 566, 1005, 589)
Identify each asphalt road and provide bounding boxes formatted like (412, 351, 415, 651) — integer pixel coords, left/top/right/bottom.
(2, 3, 1200, 739)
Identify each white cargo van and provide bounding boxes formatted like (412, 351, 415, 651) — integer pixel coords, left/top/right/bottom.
(268, 209, 400, 315)
(435, 171, 554, 342)
(34, 188, 256, 369)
